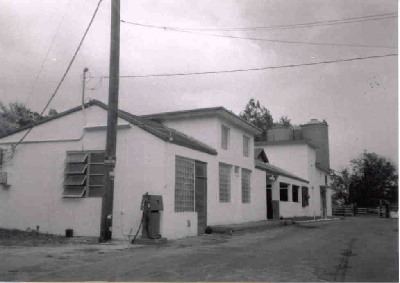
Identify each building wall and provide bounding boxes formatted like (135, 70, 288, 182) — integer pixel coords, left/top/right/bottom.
(258, 143, 334, 218)
(162, 116, 265, 226)
(261, 144, 309, 180)
(306, 147, 333, 217)
(0, 106, 127, 236)
(270, 175, 311, 218)
(0, 105, 268, 240)
(163, 117, 219, 148)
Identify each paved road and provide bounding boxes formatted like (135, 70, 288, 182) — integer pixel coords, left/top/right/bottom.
(0, 217, 398, 281)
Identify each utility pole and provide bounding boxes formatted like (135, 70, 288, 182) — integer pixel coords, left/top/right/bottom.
(99, 0, 120, 242)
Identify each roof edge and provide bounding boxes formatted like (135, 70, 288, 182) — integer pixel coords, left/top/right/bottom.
(255, 160, 309, 184)
(0, 99, 218, 156)
(255, 139, 317, 149)
(141, 106, 263, 135)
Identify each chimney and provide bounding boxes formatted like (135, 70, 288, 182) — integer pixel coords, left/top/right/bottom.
(300, 119, 330, 171)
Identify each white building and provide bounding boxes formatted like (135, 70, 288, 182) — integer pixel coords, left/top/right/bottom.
(0, 101, 266, 239)
(0, 101, 332, 240)
(255, 123, 333, 219)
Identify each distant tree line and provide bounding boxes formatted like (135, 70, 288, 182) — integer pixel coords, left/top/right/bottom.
(0, 102, 57, 137)
(239, 98, 293, 141)
(330, 152, 398, 207)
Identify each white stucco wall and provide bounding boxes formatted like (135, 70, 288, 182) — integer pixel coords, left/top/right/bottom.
(259, 143, 333, 218)
(163, 117, 219, 148)
(161, 116, 265, 226)
(269, 175, 311, 218)
(0, 106, 128, 236)
(0, 106, 269, 240)
(261, 144, 309, 180)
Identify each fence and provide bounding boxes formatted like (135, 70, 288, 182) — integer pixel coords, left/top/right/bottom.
(334, 205, 398, 217)
(332, 205, 354, 216)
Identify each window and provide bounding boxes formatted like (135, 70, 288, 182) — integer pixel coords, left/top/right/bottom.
(292, 185, 299, 202)
(219, 163, 231, 202)
(241, 169, 251, 203)
(325, 175, 328, 185)
(175, 156, 195, 212)
(243, 135, 250, 157)
(302, 186, 309, 207)
(221, 125, 230, 150)
(63, 151, 105, 198)
(280, 183, 289, 201)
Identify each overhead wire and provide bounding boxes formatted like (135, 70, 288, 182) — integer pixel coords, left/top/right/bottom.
(93, 53, 397, 79)
(25, 0, 72, 107)
(13, 0, 104, 149)
(174, 12, 397, 31)
(121, 19, 396, 49)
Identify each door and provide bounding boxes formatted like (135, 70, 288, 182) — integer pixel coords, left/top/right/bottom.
(320, 186, 327, 218)
(195, 161, 207, 235)
(266, 188, 273, 219)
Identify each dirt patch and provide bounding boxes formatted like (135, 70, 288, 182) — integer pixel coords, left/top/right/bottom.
(334, 238, 357, 281)
(0, 228, 97, 247)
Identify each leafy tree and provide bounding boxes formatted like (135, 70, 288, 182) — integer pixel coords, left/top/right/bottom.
(239, 98, 274, 140)
(0, 102, 44, 137)
(275, 116, 292, 127)
(330, 168, 351, 205)
(347, 152, 397, 207)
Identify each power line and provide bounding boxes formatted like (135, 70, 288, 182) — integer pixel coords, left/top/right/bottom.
(25, 0, 72, 106)
(172, 12, 397, 31)
(14, 0, 104, 149)
(121, 19, 396, 49)
(93, 53, 397, 79)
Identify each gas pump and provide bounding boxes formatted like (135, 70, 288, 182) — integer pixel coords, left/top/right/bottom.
(140, 193, 163, 239)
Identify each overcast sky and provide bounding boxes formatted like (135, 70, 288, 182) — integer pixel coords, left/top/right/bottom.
(0, 0, 397, 171)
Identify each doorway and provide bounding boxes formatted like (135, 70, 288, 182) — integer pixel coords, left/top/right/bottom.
(320, 186, 327, 218)
(195, 161, 207, 234)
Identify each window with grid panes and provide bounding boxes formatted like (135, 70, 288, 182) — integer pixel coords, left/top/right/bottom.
(219, 163, 231, 202)
(243, 135, 250, 157)
(221, 125, 230, 150)
(63, 151, 105, 198)
(241, 168, 251, 203)
(280, 183, 289, 201)
(175, 156, 195, 212)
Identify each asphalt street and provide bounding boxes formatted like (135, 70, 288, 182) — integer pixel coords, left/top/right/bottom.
(0, 216, 398, 281)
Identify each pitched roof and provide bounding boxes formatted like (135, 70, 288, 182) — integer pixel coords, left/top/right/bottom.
(255, 139, 317, 149)
(0, 100, 217, 155)
(255, 160, 309, 183)
(141, 106, 262, 135)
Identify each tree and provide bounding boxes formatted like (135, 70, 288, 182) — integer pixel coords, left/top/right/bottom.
(275, 116, 292, 127)
(330, 168, 351, 205)
(239, 98, 274, 140)
(0, 102, 44, 137)
(347, 152, 398, 207)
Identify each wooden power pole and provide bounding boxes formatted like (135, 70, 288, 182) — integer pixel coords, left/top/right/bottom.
(100, 0, 120, 242)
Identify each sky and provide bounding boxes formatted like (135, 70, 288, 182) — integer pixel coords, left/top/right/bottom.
(0, 0, 397, 171)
